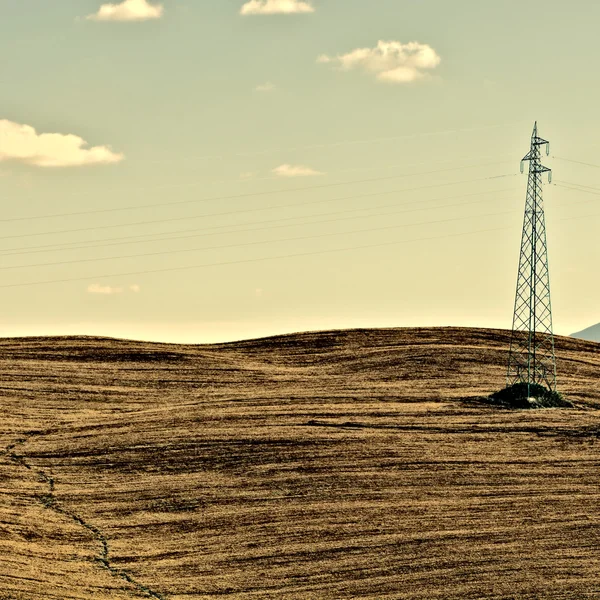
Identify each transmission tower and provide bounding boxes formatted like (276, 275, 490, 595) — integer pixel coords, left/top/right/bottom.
(507, 122, 556, 395)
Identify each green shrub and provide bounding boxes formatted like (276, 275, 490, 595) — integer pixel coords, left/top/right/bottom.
(489, 382, 572, 408)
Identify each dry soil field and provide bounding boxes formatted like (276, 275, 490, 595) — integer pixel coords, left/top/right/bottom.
(1, 327, 600, 600)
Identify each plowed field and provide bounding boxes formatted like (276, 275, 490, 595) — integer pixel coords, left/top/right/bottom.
(1, 327, 600, 599)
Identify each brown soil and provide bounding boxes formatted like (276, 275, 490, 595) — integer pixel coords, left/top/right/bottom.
(1, 327, 600, 599)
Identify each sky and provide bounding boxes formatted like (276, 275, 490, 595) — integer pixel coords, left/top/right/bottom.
(0, 0, 599, 343)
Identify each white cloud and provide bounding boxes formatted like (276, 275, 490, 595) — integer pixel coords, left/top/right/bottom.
(87, 283, 141, 294)
(273, 163, 322, 177)
(0, 120, 124, 168)
(318, 40, 441, 83)
(240, 0, 314, 15)
(255, 82, 276, 92)
(87, 0, 163, 22)
(240, 171, 256, 179)
(87, 284, 123, 295)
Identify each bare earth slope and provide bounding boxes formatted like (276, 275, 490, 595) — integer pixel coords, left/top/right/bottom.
(1, 327, 600, 600)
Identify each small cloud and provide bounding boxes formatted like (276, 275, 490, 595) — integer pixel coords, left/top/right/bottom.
(318, 40, 441, 83)
(87, 0, 163, 22)
(272, 163, 323, 177)
(87, 283, 141, 294)
(87, 283, 123, 295)
(255, 288, 263, 298)
(240, 171, 256, 179)
(240, 0, 315, 15)
(0, 120, 124, 168)
(255, 82, 276, 92)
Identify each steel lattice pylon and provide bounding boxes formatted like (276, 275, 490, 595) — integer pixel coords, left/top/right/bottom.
(507, 122, 556, 394)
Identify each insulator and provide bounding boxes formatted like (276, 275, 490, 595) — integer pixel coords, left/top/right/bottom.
(546, 142, 550, 156)
(548, 171, 552, 183)
(520, 161, 524, 174)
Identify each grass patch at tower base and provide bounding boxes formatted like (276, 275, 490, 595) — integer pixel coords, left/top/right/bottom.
(488, 382, 573, 409)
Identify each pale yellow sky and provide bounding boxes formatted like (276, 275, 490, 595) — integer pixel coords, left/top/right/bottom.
(0, 0, 599, 342)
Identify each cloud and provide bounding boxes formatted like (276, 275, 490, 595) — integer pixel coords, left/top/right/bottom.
(240, 0, 314, 15)
(272, 163, 322, 177)
(87, 284, 123, 295)
(255, 82, 276, 92)
(87, 283, 141, 294)
(87, 0, 163, 21)
(317, 40, 441, 83)
(240, 171, 256, 179)
(0, 120, 124, 168)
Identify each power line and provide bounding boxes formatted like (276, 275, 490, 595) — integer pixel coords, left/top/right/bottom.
(0, 159, 512, 224)
(0, 172, 516, 241)
(551, 183, 600, 212)
(0, 208, 519, 272)
(559, 211, 600, 223)
(0, 187, 519, 258)
(554, 180, 600, 193)
(2, 202, 597, 289)
(0, 225, 514, 289)
(553, 156, 600, 169)
(2, 150, 517, 220)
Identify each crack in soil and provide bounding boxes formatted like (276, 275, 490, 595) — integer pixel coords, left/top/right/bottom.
(2, 432, 167, 600)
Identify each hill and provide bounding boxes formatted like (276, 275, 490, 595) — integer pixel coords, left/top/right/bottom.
(1, 327, 600, 599)
(571, 321, 600, 343)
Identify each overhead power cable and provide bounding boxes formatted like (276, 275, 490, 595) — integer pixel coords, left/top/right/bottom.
(0, 160, 512, 224)
(554, 180, 600, 193)
(0, 187, 519, 258)
(2, 205, 597, 289)
(0, 173, 516, 241)
(0, 208, 519, 271)
(0, 225, 514, 289)
(553, 183, 600, 206)
(553, 156, 600, 169)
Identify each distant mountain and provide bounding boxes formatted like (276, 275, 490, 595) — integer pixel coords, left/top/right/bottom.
(571, 322, 600, 342)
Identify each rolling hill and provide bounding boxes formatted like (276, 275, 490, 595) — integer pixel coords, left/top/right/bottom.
(571, 322, 600, 343)
(1, 327, 600, 599)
